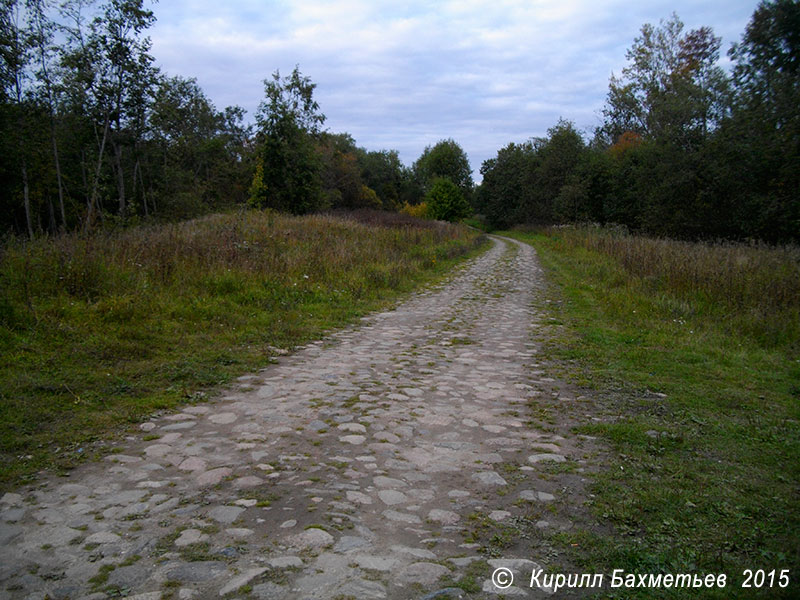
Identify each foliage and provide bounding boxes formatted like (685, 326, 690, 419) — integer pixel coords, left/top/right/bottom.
(399, 200, 429, 219)
(600, 13, 731, 147)
(357, 148, 411, 210)
(0, 3, 420, 235)
(250, 66, 327, 214)
(0, 0, 255, 233)
(0, 209, 484, 487)
(477, 120, 585, 229)
(424, 177, 471, 222)
(480, 4, 799, 243)
(413, 138, 473, 199)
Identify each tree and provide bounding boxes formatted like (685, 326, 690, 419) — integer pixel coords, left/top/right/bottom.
(413, 139, 473, 200)
(2, 0, 34, 237)
(357, 148, 407, 210)
(93, 0, 157, 223)
(533, 119, 586, 223)
(318, 132, 379, 209)
(425, 176, 471, 222)
(250, 66, 327, 214)
(725, 0, 800, 242)
(601, 13, 730, 149)
(28, 0, 66, 230)
(150, 75, 251, 216)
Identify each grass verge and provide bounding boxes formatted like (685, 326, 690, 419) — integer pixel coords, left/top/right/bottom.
(505, 227, 799, 599)
(0, 209, 486, 489)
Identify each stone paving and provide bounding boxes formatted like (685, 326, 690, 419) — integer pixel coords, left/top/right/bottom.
(0, 235, 592, 599)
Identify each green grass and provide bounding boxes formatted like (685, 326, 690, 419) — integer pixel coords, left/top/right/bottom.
(505, 227, 799, 599)
(0, 209, 486, 489)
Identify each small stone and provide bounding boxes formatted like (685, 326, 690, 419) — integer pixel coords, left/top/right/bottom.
(354, 555, 399, 571)
(175, 529, 208, 547)
(482, 579, 528, 596)
(208, 412, 238, 424)
(233, 476, 264, 488)
(391, 545, 438, 559)
(339, 434, 366, 445)
(225, 528, 254, 538)
(178, 457, 207, 472)
(378, 489, 408, 505)
(346, 491, 372, 505)
(161, 421, 197, 431)
(483, 425, 506, 433)
(287, 527, 334, 549)
(165, 561, 227, 583)
(397, 562, 451, 585)
(0, 493, 23, 506)
(472, 471, 507, 486)
(338, 422, 367, 433)
(489, 510, 511, 522)
(143, 444, 171, 458)
(85, 531, 122, 544)
(267, 556, 303, 568)
(333, 535, 371, 552)
(529, 443, 561, 453)
(207, 505, 245, 524)
(219, 568, 268, 596)
(196, 467, 232, 486)
(280, 520, 297, 529)
(527, 453, 566, 463)
(335, 578, 387, 599)
(373, 476, 406, 488)
(382, 510, 421, 524)
(428, 509, 460, 524)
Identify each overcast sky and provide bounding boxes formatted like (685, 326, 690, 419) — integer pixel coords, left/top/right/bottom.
(149, 0, 759, 177)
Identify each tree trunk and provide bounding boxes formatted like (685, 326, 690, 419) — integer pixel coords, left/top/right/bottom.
(86, 116, 110, 233)
(50, 117, 67, 229)
(114, 139, 126, 221)
(22, 161, 34, 240)
(134, 157, 149, 217)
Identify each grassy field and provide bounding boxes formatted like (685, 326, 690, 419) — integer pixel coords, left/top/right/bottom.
(506, 227, 799, 599)
(0, 209, 485, 489)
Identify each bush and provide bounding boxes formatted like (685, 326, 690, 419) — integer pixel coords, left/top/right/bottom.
(399, 201, 429, 219)
(425, 177, 471, 222)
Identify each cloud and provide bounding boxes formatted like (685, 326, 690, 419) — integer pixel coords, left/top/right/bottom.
(149, 0, 759, 176)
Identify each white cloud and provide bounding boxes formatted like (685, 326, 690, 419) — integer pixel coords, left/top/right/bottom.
(149, 0, 759, 176)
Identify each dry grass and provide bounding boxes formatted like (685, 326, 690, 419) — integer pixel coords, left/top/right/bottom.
(0, 209, 484, 488)
(526, 225, 800, 348)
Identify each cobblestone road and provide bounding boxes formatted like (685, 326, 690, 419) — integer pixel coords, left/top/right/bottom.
(0, 236, 591, 599)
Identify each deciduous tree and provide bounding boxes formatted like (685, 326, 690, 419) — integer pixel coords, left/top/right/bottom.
(250, 66, 327, 214)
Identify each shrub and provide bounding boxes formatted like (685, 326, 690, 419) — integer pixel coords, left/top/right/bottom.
(399, 201, 429, 219)
(425, 177, 471, 222)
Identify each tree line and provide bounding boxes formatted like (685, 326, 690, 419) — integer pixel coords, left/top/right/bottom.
(477, 1, 799, 243)
(0, 0, 474, 237)
(2, 0, 797, 243)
